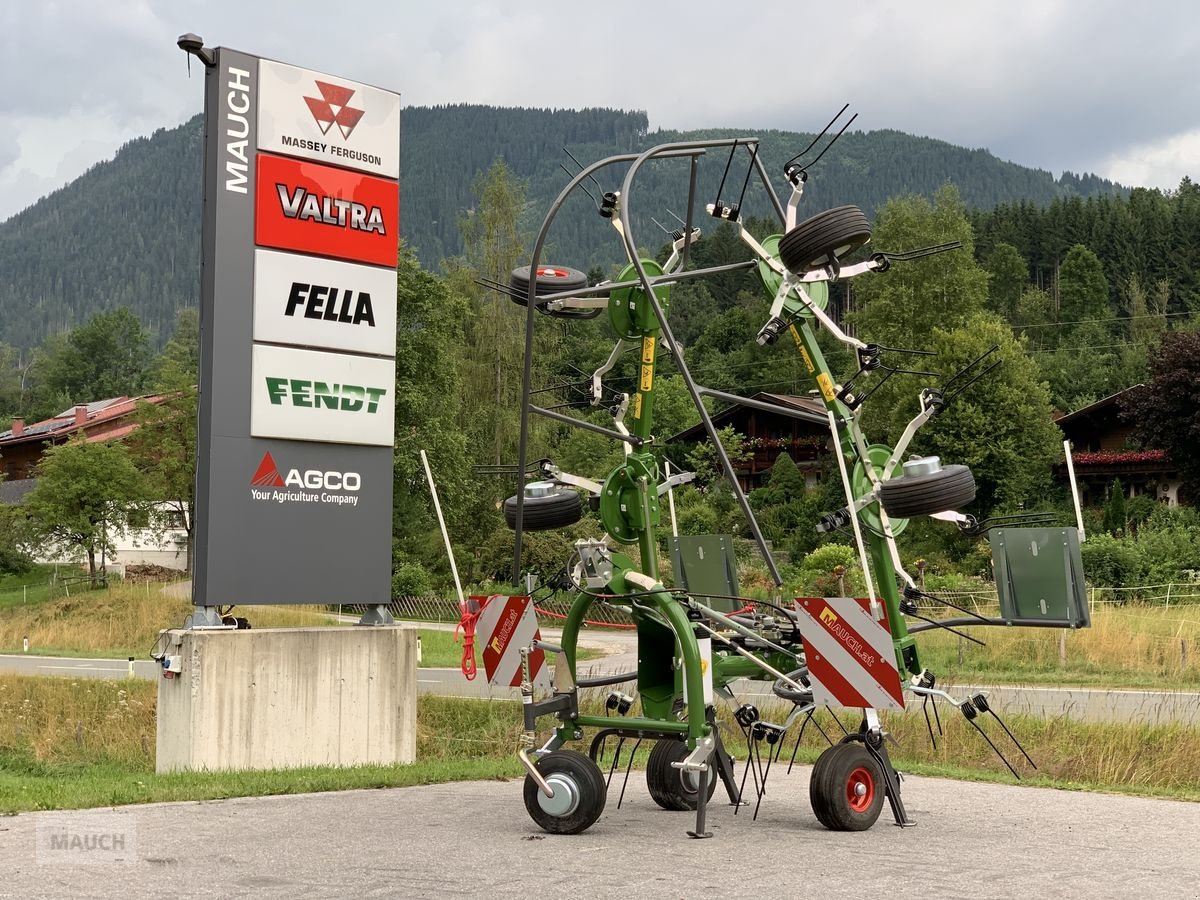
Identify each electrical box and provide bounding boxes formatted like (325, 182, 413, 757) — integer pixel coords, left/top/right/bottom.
(669, 534, 740, 612)
(989, 527, 1090, 629)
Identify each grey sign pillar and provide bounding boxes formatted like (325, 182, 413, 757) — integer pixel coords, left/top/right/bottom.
(183, 37, 398, 623)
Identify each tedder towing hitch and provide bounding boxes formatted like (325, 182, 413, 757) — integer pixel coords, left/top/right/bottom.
(465, 105, 1089, 839)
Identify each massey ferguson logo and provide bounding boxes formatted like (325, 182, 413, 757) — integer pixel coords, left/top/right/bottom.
(276, 185, 387, 235)
(304, 81, 364, 140)
(249, 451, 361, 507)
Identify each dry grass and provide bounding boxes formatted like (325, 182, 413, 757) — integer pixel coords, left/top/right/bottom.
(916, 602, 1200, 686)
(0, 583, 341, 658)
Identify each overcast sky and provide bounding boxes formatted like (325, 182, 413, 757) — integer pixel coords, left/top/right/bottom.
(1, 1, 1195, 222)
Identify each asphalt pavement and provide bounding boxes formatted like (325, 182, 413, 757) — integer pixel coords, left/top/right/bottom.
(1, 769, 1196, 899)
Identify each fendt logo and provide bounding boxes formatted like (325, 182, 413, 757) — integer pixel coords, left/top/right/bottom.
(264, 377, 387, 413)
(304, 81, 364, 140)
(249, 452, 362, 507)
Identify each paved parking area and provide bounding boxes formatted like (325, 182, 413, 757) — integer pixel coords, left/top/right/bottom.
(1, 768, 1196, 898)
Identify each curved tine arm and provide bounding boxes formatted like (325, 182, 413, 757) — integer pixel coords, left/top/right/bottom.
(615, 138, 783, 586)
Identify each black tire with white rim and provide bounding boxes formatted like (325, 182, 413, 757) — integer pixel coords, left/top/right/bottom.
(503, 482, 583, 531)
(878, 459, 976, 519)
(523, 750, 608, 835)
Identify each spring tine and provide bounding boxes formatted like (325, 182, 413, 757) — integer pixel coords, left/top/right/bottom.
(922, 696, 938, 751)
(605, 736, 625, 788)
(968, 717, 1020, 779)
(786, 711, 814, 775)
(617, 738, 641, 809)
(932, 695, 944, 736)
(753, 743, 775, 821)
(826, 705, 849, 736)
(734, 746, 754, 814)
(987, 708, 1038, 769)
(785, 103, 850, 168)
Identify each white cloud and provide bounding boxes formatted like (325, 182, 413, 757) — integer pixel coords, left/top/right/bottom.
(1097, 129, 1200, 191)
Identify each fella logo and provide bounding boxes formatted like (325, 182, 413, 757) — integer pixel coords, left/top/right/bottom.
(255, 153, 399, 267)
(285, 283, 375, 326)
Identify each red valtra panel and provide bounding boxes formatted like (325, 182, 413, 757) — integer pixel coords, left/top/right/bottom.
(255, 153, 399, 267)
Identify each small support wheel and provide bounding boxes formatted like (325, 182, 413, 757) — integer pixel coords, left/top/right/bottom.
(503, 486, 583, 531)
(878, 463, 976, 519)
(645, 739, 718, 811)
(523, 750, 607, 835)
(509, 264, 589, 303)
(778, 205, 872, 273)
(809, 743, 885, 831)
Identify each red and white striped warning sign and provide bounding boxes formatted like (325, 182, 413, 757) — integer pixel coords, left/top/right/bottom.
(794, 597, 905, 711)
(477, 595, 550, 690)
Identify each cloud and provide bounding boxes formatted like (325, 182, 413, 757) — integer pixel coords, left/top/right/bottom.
(1097, 128, 1200, 191)
(0, 0, 1197, 220)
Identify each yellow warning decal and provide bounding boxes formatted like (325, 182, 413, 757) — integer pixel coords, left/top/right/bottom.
(632, 393, 643, 419)
(789, 325, 815, 373)
(816, 372, 836, 402)
(639, 335, 656, 392)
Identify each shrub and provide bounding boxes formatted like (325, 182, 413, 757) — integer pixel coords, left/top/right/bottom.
(1079, 534, 1146, 588)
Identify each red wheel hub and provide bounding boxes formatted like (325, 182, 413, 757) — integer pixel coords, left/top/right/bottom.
(536, 267, 569, 278)
(846, 766, 875, 813)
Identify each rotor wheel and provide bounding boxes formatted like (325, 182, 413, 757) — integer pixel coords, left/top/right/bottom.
(503, 489, 583, 531)
(809, 742, 885, 831)
(645, 739, 718, 811)
(878, 464, 976, 519)
(778, 206, 872, 274)
(523, 749, 608, 835)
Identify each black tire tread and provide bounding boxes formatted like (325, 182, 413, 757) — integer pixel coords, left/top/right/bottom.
(645, 739, 717, 811)
(503, 490, 583, 531)
(510, 265, 589, 305)
(878, 464, 976, 519)
(779, 206, 871, 273)
(810, 743, 885, 832)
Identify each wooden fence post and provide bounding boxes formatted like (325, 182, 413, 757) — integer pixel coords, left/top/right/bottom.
(1058, 630, 1067, 666)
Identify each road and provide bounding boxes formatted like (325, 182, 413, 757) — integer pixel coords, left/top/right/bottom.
(2, 626, 1199, 726)
(1, 770, 1196, 898)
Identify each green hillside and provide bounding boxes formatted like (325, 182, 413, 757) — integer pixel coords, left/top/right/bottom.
(0, 105, 1124, 349)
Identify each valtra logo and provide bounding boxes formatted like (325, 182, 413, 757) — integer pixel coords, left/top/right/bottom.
(304, 81, 365, 140)
(249, 451, 362, 507)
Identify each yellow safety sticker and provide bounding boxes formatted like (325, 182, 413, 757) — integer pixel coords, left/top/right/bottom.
(632, 393, 643, 419)
(639, 335, 656, 392)
(789, 325, 815, 372)
(816, 372, 836, 402)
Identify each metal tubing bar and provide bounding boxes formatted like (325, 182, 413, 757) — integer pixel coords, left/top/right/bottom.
(530, 259, 758, 303)
(682, 156, 698, 273)
(515, 148, 689, 583)
(751, 145, 787, 224)
(695, 622, 808, 694)
(531, 404, 646, 446)
(688, 599, 802, 664)
(572, 714, 688, 734)
(697, 387, 827, 423)
(616, 139, 783, 586)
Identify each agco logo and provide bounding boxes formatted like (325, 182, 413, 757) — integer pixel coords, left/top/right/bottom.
(249, 452, 362, 507)
(304, 81, 364, 140)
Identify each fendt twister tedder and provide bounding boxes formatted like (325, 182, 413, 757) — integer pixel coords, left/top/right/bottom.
(462, 107, 1090, 839)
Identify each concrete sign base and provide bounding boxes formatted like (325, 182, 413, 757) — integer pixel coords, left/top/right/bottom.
(155, 626, 417, 772)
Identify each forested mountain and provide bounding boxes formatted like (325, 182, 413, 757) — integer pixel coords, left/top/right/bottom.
(0, 104, 1127, 349)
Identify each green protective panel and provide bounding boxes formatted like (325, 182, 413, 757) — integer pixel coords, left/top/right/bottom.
(598, 453, 660, 544)
(608, 259, 670, 340)
(668, 534, 740, 613)
(990, 528, 1090, 628)
(850, 443, 909, 537)
(756, 235, 829, 316)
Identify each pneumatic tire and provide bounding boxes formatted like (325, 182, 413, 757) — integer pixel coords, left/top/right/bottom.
(645, 739, 718, 811)
(809, 742, 885, 831)
(503, 489, 583, 531)
(524, 750, 608, 835)
(778, 206, 872, 273)
(878, 464, 976, 519)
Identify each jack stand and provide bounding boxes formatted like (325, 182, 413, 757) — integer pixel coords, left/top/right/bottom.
(860, 729, 914, 827)
(357, 605, 395, 626)
(688, 767, 713, 839)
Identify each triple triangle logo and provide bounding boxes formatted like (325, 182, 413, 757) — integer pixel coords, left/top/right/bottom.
(303, 80, 365, 141)
(251, 452, 285, 488)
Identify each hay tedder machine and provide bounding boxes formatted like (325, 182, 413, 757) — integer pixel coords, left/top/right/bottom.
(458, 108, 1090, 838)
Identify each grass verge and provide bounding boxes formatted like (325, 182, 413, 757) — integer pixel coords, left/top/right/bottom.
(2, 675, 1199, 813)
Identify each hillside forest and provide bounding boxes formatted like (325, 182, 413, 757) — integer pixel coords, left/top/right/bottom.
(1, 144, 1198, 595)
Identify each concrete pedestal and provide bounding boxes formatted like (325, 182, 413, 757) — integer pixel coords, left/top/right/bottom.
(156, 625, 417, 773)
